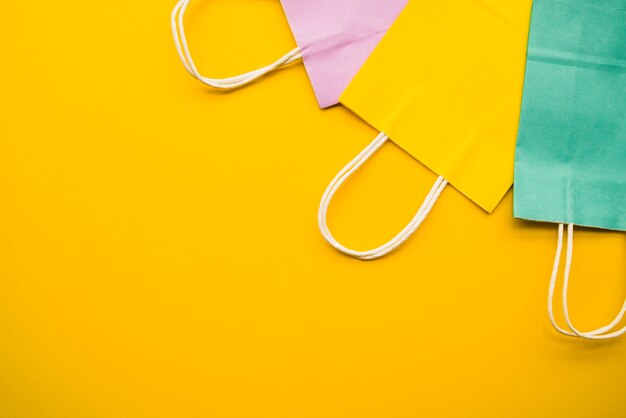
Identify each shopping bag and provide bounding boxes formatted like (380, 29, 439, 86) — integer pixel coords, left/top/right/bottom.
(514, 0, 626, 339)
(318, 0, 532, 259)
(171, 0, 408, 108)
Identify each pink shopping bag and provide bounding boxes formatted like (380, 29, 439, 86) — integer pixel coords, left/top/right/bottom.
(172, 0, 408, 108)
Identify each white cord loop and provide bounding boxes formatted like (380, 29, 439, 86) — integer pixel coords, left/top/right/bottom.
(548, 223, 626, 340)
(318, 132, 447, 260)
(171, 0, 302, 89)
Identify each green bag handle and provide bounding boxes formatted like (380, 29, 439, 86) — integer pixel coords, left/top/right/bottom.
(548, 224, 626, 340)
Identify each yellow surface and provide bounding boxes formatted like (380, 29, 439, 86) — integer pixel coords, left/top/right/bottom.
(341, 0, 531, 213)
(0, 1, 624, 417)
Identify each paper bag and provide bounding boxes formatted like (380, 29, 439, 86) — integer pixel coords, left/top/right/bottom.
(172, 0, 408, 108)
(514, 0, 626, 339)
(318, 0, 532, 259)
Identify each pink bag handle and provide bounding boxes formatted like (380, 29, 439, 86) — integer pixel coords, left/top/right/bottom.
(171, 0, 302, 89)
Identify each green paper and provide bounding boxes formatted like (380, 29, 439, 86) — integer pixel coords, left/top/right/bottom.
(514, 0, 626, 231)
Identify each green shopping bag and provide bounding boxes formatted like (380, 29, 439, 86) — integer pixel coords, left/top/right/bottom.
(514, 0, 626, 339)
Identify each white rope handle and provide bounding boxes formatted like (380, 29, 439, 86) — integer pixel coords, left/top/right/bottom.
(171, 0, 302, 89)
(318, 132, 448, 260)
(548, 223, 626, 340)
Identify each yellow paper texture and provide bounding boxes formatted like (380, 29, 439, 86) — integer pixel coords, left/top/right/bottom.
(341, 0, 532, 213)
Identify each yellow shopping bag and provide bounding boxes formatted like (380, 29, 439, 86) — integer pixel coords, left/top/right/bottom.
(318, 0, 532, 260)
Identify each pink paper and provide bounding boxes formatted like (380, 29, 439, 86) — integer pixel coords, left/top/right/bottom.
(280, 0, 408, 108)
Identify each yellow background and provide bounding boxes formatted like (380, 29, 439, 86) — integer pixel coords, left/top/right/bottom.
(0, 1, 624, 417)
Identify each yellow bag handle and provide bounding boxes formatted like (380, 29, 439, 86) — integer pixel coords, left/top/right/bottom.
(318, 133, 447, 260)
